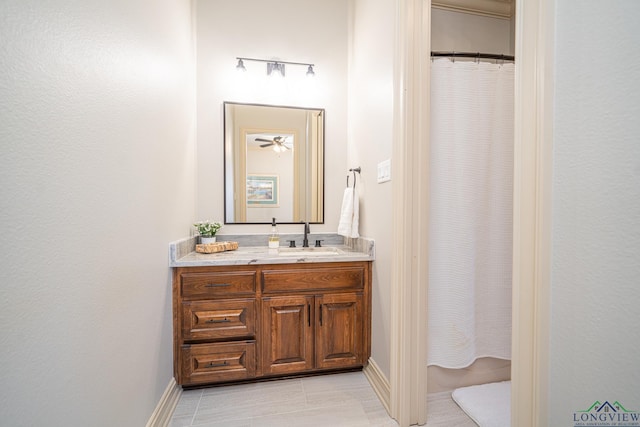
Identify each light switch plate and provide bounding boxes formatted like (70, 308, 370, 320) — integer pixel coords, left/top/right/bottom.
(377, 159, 391, 183)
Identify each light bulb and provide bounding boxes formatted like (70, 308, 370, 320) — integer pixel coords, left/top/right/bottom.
(306, 65, 315, 77)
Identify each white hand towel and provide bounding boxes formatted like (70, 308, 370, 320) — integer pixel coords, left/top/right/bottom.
(351, 186, 359, 238)
(338, 187, 360, 238)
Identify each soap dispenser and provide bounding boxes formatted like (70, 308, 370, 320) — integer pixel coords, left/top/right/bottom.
(269, 217, 280, 249)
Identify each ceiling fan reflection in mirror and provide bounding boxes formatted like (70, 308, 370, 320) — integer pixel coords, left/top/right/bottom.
(255, 135, 292, 152)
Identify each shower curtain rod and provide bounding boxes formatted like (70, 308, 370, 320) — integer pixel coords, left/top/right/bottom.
(431, 51, 515, 61)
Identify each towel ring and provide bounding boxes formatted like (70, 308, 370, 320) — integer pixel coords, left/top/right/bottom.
(348, 167, 361, 189)
(347, 173, 357, 189)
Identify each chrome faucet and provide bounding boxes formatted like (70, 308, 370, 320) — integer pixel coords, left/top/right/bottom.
(302, 222, 310, 247)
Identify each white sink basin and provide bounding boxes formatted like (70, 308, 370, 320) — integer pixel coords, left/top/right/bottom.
(278, 247, 343, 257)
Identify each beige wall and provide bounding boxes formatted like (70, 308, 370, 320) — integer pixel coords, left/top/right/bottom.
(195, 0, 349, 234)
(0, 0, 195, 425)
(432, 7, 514, 55)
(549, 1, 640, 421)
(349, 0, 396, 379)
(428, 358, 511, 393)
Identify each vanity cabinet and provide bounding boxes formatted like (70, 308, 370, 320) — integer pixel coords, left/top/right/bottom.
(173, 261, 371, 387)
(261, 292, 364, 375)
(260, 264, 366, 376)
(175, 267, 258, 385)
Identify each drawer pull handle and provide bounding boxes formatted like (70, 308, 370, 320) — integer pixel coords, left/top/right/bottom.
(205, 318, 231, 324)
(319, 303, 323, 326)
(205, 283, 231, 288)
(206, 361, 228, 368)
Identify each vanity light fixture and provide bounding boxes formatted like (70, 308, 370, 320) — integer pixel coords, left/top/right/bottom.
(235, 58, 246, 72)
(235, 57, 315, 77)
(306, 65, 315, 77)
(267, 61, 285, 77)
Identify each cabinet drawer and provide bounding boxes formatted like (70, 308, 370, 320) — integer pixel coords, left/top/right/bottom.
(181, 271, 256, 299)
(182, 299, 256, 341)
(180, 341, 256, 385)
(262, 266, 364, 293)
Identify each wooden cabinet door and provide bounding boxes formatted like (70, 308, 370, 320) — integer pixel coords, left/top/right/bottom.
(261, 295, 314, 375)
(315, 293, 364, 369)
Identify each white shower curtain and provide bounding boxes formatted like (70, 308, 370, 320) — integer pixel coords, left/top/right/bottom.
(427, 59, 514, 368)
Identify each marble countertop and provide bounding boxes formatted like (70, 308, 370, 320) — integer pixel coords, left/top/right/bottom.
(169, 234, 375, 267)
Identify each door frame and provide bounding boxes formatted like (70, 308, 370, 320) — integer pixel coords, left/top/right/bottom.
(510, 0, 554, 424)
(390, 0, 430, 425)
(389, 0, 554, 425)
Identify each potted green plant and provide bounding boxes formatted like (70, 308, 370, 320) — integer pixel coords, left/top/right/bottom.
(193, 220, 222, 244)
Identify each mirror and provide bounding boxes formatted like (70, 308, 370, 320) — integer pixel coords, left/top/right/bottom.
(224, 102, 324, 224)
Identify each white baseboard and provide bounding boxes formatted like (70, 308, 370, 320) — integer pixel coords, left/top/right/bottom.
(363, 357, 391, 415)
(146, 377, 182, 427)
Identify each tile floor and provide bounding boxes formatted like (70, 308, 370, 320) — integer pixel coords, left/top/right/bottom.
(169, 371, 476, 427)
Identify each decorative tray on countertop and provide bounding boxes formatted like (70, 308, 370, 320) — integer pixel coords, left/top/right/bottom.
(195, 241, 239, 254)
